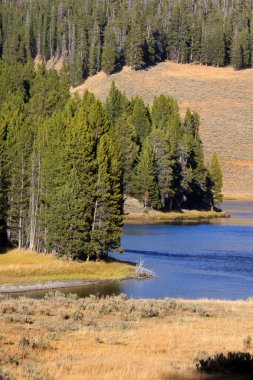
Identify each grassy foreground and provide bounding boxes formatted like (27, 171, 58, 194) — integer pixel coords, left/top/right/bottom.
(0, 294, 252, 379)
(124, 210, 227, 223)
(0, 249, 134, 286)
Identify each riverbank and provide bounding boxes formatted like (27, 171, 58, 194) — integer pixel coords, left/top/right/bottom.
(0, 249, 135, 291)
(0, 293, 252, 380)
(124, 209, 228, 224)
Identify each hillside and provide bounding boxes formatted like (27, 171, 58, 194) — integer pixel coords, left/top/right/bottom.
(72, 61, 253, 199)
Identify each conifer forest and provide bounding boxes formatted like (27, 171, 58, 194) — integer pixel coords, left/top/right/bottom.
(0, 60, 222, 259)
(0, 0, 253, 86)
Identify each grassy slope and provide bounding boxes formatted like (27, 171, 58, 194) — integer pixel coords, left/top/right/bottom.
(72, 62, 253, 199)
(0, 249, 134, 285)
(1, 294, 253, 379)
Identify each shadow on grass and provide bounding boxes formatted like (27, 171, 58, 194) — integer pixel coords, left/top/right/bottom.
(0, 245, 9, 254)
(161, 372, 253, 380)
(195, 352, 253, 380)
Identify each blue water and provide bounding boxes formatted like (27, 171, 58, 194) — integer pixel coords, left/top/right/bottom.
(109, 201, 253, 300)
(12, 201, 253, 300)
(114, 222, 253, 300)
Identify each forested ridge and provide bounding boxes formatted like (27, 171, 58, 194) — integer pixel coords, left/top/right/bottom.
(0, 61, 222, 259)
(0, 0, 253, 86)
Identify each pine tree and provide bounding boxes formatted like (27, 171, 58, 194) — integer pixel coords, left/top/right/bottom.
(209, 152, 223, 208)
(3, 95, 32, 248)
(90, 129, 123, 259)
(167, 3, 191, 63)
(151, 94, 179, 130)
(133, 140, 160, 210)
(102, 26, 119, 75)
(102, 44, 118, 75)
(114, 115, 139, 194)
(126, 23, 145, 70)
(178, 109, 209, 208)
(129, 97, 151, 144)
(232, 30, 251, 70)
(149, 129, 175, 210)
(0, 106, 7, 246)
(105, 82, 129, 124)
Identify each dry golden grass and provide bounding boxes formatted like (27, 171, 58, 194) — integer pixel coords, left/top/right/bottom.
(72, 62, 253, 199)
(124, 210, 226, 224)
(0, 294, 252, 379)
(0, 249, 134, 285)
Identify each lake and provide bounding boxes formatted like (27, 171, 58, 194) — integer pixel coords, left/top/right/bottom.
(13, 201, 253, 300)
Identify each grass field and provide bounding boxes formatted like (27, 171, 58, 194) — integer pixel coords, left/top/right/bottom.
(72, 62, 253, 199)
(0, 293, 252, 379)
(0, 249, 134, 285)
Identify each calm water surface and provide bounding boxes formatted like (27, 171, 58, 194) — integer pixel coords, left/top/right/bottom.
(14, 201, 253, 300)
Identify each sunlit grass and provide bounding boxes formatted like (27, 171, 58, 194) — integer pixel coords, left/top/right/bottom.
(124, 210, 226, 223)
(1, 294, 253, 379)
(0, 249, 134, 285)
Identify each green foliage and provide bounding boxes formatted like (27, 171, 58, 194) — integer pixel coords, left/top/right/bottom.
(209, 153, 223, 208)
(114, 115, 139, 194)
(132, 140, 161, 210)
(149, 129, 175, 210)
(129, 97, 151, 144)
(105, 82, 130, 124)
(0, 61, 222, 256)
(151, 95, 179, 130)
(0, 0, 253, 86)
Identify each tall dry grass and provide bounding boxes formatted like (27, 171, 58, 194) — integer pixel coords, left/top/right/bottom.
(0, 293, 252, 379)
(0, 249, 134, 285)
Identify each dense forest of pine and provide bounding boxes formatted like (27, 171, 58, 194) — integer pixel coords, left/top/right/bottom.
(0, 0, 253, 86)
(0, 61, 222, 258)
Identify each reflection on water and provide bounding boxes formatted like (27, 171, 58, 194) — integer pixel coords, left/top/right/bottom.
(7, 201, 253, 300)
(8, 281, 123, 299)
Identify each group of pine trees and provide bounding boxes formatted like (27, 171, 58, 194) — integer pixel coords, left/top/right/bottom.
(0, 61, 124, 260)
(105, 82, 223, 212)
(0, 60, 223, 258)
(0, 0, 253, 86)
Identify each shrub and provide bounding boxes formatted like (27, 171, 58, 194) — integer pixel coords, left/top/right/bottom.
(196, 351, 253, 375)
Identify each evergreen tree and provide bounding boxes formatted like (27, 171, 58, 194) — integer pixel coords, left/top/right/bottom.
(151, 94, 179, 130)
(232, 30, 251, 70)
(0, 106, 7, 246)
(105, 82, 129, 124)
(90, 129, 123, 259)
(102, 26, 119, 75)
(149, 129, 175, 210)
(209, 152, 223, 208)
(102, 43, 118, 75)
(126, 23, 145, 70)
(129, 97, 151, 145)
(133, 140, 160, 210)
(3, 95, 32, 248)
(167, 3, 191, 63)
(114, 115, 139, 194)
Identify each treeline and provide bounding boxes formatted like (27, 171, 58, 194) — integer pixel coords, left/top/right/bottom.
(105, 82, 222, 212)
(0, 61, 222, 258)
(1, 0, 252, 86)
(0, 61, 123, 259)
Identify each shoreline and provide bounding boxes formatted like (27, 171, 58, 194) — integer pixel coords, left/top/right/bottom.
(0, 275, 142, 294)
(124, 210, 228, 224)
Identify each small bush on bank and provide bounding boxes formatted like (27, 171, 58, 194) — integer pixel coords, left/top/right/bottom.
(196, 351, 253, 375)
